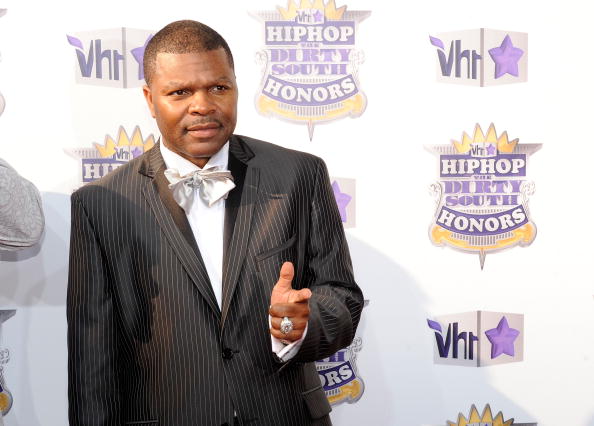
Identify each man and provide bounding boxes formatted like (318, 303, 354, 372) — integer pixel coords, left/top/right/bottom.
(0, 158, 44, 250)
(68, 20, 362, 426)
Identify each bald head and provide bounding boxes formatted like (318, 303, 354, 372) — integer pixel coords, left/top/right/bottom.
(143, 20, 234, 86)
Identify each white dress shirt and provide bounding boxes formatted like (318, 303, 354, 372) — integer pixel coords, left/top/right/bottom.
(160, 141, 305, 361)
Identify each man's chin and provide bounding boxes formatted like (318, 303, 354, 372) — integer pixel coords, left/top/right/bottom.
(163, 136, 228, 161)
(181, 141, 225, 163)
(188, 140, 226, 154)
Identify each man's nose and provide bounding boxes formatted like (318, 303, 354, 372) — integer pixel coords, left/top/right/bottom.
(188, 91, 216, 115)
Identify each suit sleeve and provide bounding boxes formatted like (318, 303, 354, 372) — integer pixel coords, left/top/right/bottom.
(293, 158, 364, 363)
(67, 193, 122, 425)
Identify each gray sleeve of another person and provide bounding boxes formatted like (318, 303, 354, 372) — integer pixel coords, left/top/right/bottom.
(0, 158, 44, 251)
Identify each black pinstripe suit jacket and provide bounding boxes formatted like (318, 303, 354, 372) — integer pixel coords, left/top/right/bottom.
(67, 135, 363, 426)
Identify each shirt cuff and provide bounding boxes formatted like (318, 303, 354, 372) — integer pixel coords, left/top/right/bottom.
(269, 316, 308, 362)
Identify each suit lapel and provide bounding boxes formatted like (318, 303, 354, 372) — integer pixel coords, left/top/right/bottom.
(221, 136, 259, 328)
(223, 150, 245, 260)
(140, 144, 221, 317)
(153, 169, 200, 256)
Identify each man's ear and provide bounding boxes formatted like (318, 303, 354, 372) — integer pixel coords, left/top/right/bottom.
(143, 85, 156, 118)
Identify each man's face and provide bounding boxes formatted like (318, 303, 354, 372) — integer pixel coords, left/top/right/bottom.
(143, 49, 238, 167)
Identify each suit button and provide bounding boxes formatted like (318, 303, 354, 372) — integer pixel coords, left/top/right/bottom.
(222, 348, 234, 359)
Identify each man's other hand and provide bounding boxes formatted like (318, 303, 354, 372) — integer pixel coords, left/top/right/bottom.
(269, 262, 311, 343)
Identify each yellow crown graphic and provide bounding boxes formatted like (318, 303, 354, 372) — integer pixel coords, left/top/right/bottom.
(452, 123, 518, 154)
(278, 0, 346, 20)
(447, 404, 514, 426)
(94, 126, 155, 158)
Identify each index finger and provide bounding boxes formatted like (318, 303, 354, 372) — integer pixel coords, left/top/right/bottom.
(269, 301, 310, 318)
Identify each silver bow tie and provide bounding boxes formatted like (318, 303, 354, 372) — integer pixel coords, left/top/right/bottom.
(164, 167, 236, 212)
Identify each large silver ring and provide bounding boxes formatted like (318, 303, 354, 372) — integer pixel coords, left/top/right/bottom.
(280, 316, 293, 335)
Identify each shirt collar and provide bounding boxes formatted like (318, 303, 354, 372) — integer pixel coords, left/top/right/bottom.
(160, 140, 230, 176)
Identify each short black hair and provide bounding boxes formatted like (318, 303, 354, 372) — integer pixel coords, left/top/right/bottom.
(143, 20, 234, 86)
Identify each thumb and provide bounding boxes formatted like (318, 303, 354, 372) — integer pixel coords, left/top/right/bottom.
(274, 261, 294, 291)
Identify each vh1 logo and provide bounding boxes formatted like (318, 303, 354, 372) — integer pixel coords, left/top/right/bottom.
(429, 29, 528, 86)
(427, 310, 524, 367)
(67, 28, 153, 88)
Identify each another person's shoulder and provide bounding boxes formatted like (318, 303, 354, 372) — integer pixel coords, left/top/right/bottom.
(0, 158, 45, 249)
(0, 157, 24, 182)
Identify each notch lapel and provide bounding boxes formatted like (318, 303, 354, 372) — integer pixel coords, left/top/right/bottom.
(140, 144, 221, 317)
(221, 136, 259, 328)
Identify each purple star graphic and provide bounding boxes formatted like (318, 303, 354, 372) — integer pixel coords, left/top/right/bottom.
(485, 316, 520, 358)
(488, 34, 524, 79)
(486, 144, 497, 156)
(131, 147, 144, 158)
(313, 10, 323, 22)
(131, 34, 153, 80)
(332, 181, 352, 223)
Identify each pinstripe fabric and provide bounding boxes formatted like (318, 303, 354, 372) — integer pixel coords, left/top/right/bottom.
(67, 135, 363, 426)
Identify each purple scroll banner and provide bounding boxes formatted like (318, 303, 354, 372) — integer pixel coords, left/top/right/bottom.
(264, 21, 355, 45)
(262, 74, 358, 106)
(439, 153, 527, 178)
(318, 360, 357, 391)
(437, 205, 529, 236)
(81, 158, 126, 183)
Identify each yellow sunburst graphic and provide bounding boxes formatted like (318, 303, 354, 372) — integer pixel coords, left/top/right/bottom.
(257, 93, 365, 123)
(431, 223, 535, 251)
(94, 126, 155, 158)
(452, 123, 518, 154)
(447, 404, 514, 426)
(327, 379, 362, 405)
(0, 391, 11, 413)
(278, 0, 346, 20)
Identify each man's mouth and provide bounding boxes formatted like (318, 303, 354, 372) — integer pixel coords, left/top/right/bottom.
(186, 122, 221, 138)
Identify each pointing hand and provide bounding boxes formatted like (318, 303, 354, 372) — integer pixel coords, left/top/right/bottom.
(269, 262, 311, 343)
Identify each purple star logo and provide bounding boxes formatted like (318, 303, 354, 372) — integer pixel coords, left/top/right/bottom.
(131, 147, 144, 158)
(488, 35, 524, 79)
(131, 34, 153, 80)
(332, 181, 352, 223)
(313, 10, 324, 23)
(486, 143, 497, 156)
(485, 316, 520, 358)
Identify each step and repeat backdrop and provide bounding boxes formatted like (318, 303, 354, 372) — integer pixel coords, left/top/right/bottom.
(0, 0, 593, 424)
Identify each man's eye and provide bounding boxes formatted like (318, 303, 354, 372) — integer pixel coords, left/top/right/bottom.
(171, 89, 188, 96)
(212, 85, 228, 92)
